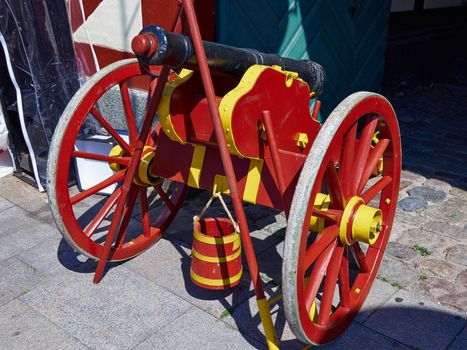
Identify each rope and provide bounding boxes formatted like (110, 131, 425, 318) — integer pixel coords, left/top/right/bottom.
(193, 192, 240, 233)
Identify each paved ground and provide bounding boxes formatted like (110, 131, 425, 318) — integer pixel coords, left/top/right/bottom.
(0, 83, 466, 349)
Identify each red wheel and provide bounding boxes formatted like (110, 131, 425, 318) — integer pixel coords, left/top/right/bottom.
(283, 92, 401, 345)
(47, 59, 187, 261)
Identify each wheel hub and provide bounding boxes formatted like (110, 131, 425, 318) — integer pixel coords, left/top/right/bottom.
(108, 145, 162, 186)
(339, 196, 382, 246)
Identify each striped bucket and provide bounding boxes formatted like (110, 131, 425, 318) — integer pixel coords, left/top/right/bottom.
(190, 217, 243, 290)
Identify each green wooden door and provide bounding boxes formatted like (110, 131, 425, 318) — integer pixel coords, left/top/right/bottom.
(217, 0, 391, 117)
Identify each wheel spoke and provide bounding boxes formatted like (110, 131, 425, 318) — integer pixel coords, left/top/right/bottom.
(338, 247, 351, 309)
(72, 150, 131, 166)
(312, 209, 342, 224)
(357, 139, 390, 194)
(139, 187, 151, 237)
(114, 185, 140, 248)
(70, 170, 126, 205)
(154, 184, 176, 212)
(361, 176, 392, 203)
(318, 245, 345, 325)
(120, 81, 139, 145)
(350, 118, 378, 195)
(303, 225, 339, 270)
(305, 240, 337, 311)
(84, 188, 122, 237)
(90, 107, 133, 155)
(339, 122, 357, 197)
(350, 242, 369, 273)
(325, 162, 345, 208)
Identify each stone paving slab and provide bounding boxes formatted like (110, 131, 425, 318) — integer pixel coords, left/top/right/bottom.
(124, 237, 257, 320)
(0, 196, 13, 213)
(0, 257, 42, 306)
(0, 175, 48, 213)
(354, 279, 399, 323)
(219, 279, 403, 349)
(135, 307, 263, 350)
(448, 324, 467, 350)
(0, 206, 58, 261)
(16, 235, 86, 284)
(364, 290, 467, 350)
(0, 299, 89, 350)
(220, 283, 304, 349)
(19, 266, 192, 350)
(319, 323, 412, 350)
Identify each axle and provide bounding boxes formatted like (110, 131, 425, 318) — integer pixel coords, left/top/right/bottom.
(132, 25, 326, 96)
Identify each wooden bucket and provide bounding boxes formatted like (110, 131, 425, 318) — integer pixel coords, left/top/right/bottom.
(190, 217, 242, 290)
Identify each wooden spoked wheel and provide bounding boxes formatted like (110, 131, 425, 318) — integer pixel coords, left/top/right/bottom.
(283, 92, 401, 345)
(47, 59, 187, 261)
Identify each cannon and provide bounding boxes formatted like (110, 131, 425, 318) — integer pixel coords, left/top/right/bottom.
(47, 1, 401, 347)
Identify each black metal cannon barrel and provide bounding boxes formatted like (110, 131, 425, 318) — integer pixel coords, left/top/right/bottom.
(133, 25, 326, 97)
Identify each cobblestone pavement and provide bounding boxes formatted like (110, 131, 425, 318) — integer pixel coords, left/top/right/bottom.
(0, 84, 466, 349)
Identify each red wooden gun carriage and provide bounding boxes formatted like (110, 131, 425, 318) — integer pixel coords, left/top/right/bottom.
(47, 1, 401, 347)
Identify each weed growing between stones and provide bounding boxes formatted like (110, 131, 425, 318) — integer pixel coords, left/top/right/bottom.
(412, 244, 432, 256)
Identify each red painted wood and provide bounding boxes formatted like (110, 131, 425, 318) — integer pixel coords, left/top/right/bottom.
(120, 82, 139, 145)
(293, 95, 401, 344)
(53, 61, 186, 265)
(84, 188, 122, 237)
(72, 151, 131, 166)
(70, 170, 125, 205)
(357, 138, 390, 194)
(183, 0, 266, 300)
(318, 245, 345, 326)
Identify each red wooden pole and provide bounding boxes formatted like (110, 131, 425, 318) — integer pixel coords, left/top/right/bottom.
(261, 110, 290, 218)
(182, 0, 265, 298)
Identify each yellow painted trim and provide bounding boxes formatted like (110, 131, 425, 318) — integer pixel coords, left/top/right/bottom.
(309, 193, 331, 232)
(232, 236, 241, 251)
(213, 175, 230, 194)
(157, 69, 194, 143)
(242, 158, 264, 204)
(137, 146, 158, 186)
(257, 298, 280, 350)
(219, 64, 306, 160)
(187, 145, 206, 189)
(192, 248, 241, 263)
(268, 294, 283, 306)
(190, 267, 243, 287)
(309, 300, 318, 323)
(219, 65, 268, 159)
(296, 132, 309, 149)
(193, 229, 240, 245)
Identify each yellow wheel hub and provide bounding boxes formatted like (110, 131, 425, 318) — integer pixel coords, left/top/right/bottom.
(108, 145, 162, 186)
(339, 196, 383, 246)
(309, 193, 331, 232)
(134, 146, 162, 186)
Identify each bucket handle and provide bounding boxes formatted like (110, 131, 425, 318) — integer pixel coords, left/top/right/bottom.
(193, 192, 240, 233)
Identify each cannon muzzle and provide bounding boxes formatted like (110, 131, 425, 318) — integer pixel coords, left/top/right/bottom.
(132, 25, 326, 97)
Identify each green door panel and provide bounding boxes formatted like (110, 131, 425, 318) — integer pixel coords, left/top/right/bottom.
(217, 0, 391, 117)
